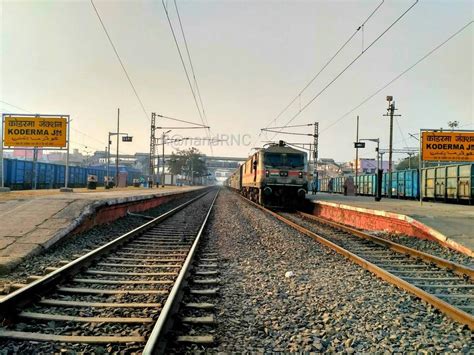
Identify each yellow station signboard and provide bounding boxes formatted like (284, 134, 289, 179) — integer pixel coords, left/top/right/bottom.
(421, 131, 474, 162)
(3, 116, 67, 148)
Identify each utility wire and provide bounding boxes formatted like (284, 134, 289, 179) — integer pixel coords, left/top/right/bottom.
(266, 123, 314, 130)
(90, 0, 149, 122)
(253, 0, 385, 147)
(395, 117, 409, 149)
(157, 114, 208, 127)
(161, 1, 205, 130)
(0, 100, 32, 113)
(321, 20, 473, 133)
(261, 129, 314, 136)
(269, 0, 419, 142)
(173, 0, 214, 155)
(173, 0, 210, 130)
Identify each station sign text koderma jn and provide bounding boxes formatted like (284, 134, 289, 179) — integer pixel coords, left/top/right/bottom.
(421, 131, 474, 162)
(3, 116, 67, 148)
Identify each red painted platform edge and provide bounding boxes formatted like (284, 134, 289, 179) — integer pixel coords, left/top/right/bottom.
(71, 189, 200, 235)
(308, 201, 473, 257)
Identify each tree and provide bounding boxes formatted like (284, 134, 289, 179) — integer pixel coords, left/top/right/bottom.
(448, 121, 459, 129)
(396, 154, 419, 170)
(396, 154, 439, 170)
(168, 148, 207, 178)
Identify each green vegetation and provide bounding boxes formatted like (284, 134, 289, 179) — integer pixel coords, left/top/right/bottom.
(168, 147, 207, 177)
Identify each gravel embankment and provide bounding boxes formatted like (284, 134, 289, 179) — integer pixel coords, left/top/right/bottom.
(178, 189, 472, 353)
(0, 191, 201, 288)
(372, 232, 473, 267)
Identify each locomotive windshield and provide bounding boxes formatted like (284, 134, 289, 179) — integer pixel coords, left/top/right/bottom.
(264, 153, 304, 168)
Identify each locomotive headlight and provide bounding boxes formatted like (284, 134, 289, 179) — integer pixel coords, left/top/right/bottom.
(266, 170, 270, 177)
(298, 171, 303, 178)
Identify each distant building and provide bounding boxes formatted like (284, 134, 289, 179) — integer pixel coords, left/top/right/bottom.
(350, 158, 389, 174)
(47, 149, 85, 165)
(12, 148, 44, 160)
(316, 158, 343, 178)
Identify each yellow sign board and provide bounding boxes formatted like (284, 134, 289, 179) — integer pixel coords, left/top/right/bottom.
(421, 131, 474, 162)
(3, 116, 67, 147)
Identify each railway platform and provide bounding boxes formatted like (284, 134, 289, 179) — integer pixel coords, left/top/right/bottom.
(0, 186, 203, 273)
(306, 193, 474, 256)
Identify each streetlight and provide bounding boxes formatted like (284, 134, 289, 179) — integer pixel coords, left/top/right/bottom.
(106, 130, 132, 189)
(359, 138, 381, 201)
(161, 129, 172, 187)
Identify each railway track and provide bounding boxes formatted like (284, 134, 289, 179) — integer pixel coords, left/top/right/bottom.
(242, 197, 474, 330)
(0, 188, 219, 353)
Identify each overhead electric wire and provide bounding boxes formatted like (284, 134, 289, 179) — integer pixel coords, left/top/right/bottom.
(265, 123, 314, 130)
(395, 117, 409, 149)
(0, 100, 32, 113)
(155, 126, 209, 130)
(269, 0, 419, 142)
(162, 0, 214, 155)
(261, 129, 314, 136)
(161, 2, 206, 130)
(321, 20, 473, 133)
(173, 0, 211, 132)
(90, 0, 149, 122)
(253, 0, 385, 148)
(157, 114, 208, 127)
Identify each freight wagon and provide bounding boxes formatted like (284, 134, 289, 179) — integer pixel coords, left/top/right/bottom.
(317, 163, 473, 204)
(2, 158, 142, 190)
(421, 163, 474, 203)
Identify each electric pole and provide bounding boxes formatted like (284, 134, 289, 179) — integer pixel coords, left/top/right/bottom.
(150, 113, 156, 187)
(313, 122, 319, 193)
(355, 116, 359, 196)
(116, 108, 120, 188)
(383, 96, 401, 198)
(162, 131, 165, 187)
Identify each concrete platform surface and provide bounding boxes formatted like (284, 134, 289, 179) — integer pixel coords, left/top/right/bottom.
(307, 193, 474, 255)
(0, 186, 203, 273)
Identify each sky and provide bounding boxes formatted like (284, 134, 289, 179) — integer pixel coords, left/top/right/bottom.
(1, 0, 473, 162)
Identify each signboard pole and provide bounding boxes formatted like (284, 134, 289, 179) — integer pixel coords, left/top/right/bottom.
(32, 147, 38, 190)
(64, 116, 70, 190)
(0, 115, 7, 191)
(1, 115, 4, 188)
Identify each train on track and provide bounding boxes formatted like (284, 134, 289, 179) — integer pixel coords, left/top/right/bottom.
(317, 162, 474, 203)
(2, 158, 142, 190)
(224, 141, 308, 208)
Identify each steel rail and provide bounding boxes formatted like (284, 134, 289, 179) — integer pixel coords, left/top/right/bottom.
(0, 188, 212, 318)
(241, 196, 474, 330)
(143, 188, 219, 354)
(297, 211, 474, 279)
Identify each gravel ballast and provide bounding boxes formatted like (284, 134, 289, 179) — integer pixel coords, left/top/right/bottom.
(0, 190, 202, 288)
(177, 189, 472, 353)
(0, 190, 215, 354)
(373, 232, 473, 267)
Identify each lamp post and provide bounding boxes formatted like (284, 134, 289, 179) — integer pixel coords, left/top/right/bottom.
(359, 138, 381, 201)
(161, 129, 171, 187)
(383, 96, 401, 198)
(107, 129, 132, 188)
